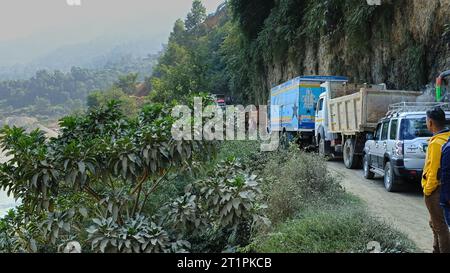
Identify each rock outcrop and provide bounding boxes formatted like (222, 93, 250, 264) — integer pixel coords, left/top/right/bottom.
(252, 0, 450, 104)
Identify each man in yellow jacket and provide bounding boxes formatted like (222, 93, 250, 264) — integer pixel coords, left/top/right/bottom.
(422, 107, 450, 253)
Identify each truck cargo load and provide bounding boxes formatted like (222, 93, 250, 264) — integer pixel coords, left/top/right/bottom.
(327, 84, 421, 134)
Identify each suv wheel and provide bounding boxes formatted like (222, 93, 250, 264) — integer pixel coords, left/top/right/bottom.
(384, 161, 402, 192)
(363, 154, 375, 179)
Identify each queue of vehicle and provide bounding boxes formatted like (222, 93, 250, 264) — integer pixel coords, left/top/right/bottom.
(267, 70, 450, 192)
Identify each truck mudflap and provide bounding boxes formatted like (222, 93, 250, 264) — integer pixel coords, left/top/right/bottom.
(355, 139, 366, 155)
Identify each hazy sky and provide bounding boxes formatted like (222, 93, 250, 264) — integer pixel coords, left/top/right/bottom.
(0, 0, 224, 65)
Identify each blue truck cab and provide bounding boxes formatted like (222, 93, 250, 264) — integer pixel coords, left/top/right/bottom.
(269, 76, 348, 144)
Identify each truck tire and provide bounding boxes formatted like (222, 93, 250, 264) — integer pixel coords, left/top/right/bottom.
(319, 138, 328, 158)
(363, 154, 375, 179)
(384, 161, 403, 192)
(343, 138, 361, 169)
(280, 131, 289, 150)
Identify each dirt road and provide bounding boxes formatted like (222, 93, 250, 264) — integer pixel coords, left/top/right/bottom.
(327, 161, 433, 253)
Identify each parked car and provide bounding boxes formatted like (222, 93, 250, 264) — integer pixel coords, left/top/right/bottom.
(363, 102, 450, 192)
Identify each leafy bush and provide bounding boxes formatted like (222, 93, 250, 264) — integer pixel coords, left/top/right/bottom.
(0, 208, 45, 253)
(87, 88, 138, 117)
(0, 95, 271, 253)
(0, 98, 216, 253)
(215, 140, 266, 173)
(260, 146, 345, 224)
(163, 157, 270, 253)
(301, 0, 341, 39)
(86, 215, 189, 253)
(246, 204, 416, 253)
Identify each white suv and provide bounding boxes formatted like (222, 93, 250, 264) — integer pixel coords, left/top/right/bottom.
(363, 103, 450, 192)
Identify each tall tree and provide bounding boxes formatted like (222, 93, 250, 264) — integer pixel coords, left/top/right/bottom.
(169, 19, 187, 45)
(114, 73, 139, 95)
(185, 0, 207, 32)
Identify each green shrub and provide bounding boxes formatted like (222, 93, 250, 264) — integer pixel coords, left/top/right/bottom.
(260, 146, 345, 224)
(216, 140, 267, 172)
(247, 204, 416, 253)
(163, 157, 270, 253)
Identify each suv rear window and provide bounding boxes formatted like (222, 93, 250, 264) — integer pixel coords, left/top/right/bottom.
(400, 118, 431, 140)
(399, 117, 450, 140)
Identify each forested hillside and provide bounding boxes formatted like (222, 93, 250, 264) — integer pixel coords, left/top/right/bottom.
(229, 0, 450, 104)
(150, 0, 450, 105)
(0, 54, 158, 122)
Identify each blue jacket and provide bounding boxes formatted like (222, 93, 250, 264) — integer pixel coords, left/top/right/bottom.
(440, 139, 450, 207)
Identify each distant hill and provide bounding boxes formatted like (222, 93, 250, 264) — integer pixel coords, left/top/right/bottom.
(0, 38, 162, 81)
(0, 51, 160, 123)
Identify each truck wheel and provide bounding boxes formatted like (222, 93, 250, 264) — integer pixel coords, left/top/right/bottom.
(384, 161, 402, 192)
(363, 154, 375, 179)
(319, 138, 327, 157)
(280, 131, 289, 150)
(343, 139, 360, 169)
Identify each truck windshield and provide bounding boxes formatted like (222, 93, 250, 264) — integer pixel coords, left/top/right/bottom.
(399, 118, 432, 140)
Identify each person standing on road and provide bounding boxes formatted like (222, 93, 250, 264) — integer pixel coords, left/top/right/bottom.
(440, 137, 450, 227)
(423, 107, 450, 253)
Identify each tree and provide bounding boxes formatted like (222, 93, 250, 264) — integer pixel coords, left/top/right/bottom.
(113, 73, 139, 95)
(87, 88, 138, 117)
(169, 19, 187, 45)
(185, 0, 207, 32)
(0, 100, 215, 252)
(149, 43, 198, 103)
(149, 1, 232, 104)
(229, 0, 275, 39)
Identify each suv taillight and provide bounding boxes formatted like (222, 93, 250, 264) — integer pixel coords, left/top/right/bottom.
(394, 141, 404, 158)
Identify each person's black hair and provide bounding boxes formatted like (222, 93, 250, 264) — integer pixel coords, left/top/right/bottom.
(427, 107, 446, 128)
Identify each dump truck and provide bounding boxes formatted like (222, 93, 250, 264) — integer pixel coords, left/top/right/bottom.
(269, 76, 348, 146)
(314, 81, 421, 169)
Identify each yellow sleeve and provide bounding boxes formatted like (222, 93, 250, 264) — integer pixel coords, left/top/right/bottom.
(423, 142, 441, 196)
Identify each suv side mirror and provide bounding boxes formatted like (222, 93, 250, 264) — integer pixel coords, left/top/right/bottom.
(366, 133, 374, 141)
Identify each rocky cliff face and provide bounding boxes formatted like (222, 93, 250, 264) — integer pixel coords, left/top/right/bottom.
(254, 0, 450, 104)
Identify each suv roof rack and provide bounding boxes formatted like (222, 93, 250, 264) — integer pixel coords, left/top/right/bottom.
(386, 102, 450, 117)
